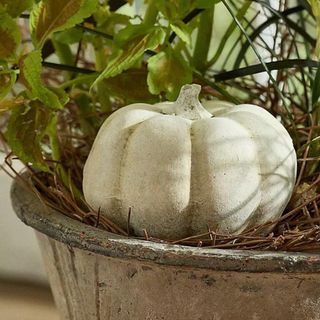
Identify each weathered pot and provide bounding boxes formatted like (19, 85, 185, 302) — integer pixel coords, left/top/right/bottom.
(11, 178, 320, 320)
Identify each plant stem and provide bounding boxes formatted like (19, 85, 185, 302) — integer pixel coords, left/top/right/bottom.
(59, 74, 97, 89)
(214, 59, 319, 82)
(75, 25, 114, 41)
(42, 61, 96, 74)
(168, 8, 204, 43)
(173, 84, 212, 120)
(20, 14, 114, 41)
(193, 8, 214, 72)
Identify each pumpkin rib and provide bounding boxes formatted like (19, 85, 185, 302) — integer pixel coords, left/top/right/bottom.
(225, 107, 295, 176)
(185, 120, 197, 235)
(119, 114, 192, 239)
(227, 104, 293, 146)
(202, 100, 235, 117)
(213, 116, 262, 234)
(188, 116, 261, 235)
(117, 121, 146, 221)
(83, 106, 160, 230)
(225, 112, 265, 232)
(223, 106, 296, 229)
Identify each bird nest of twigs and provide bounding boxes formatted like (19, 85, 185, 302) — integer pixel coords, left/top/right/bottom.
(2, 94, 320, 253)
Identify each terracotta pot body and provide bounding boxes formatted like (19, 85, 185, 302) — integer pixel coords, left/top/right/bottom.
(11, 179, 320, 320)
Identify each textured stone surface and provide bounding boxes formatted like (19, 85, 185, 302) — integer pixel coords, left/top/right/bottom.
(37, 233, 320, 320)
(83, 84, 297, 239)
(11, 177, 320, 320)
(1, 154, 47, 283)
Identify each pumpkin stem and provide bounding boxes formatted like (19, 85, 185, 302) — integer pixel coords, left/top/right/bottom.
(174, 84, 212, 120)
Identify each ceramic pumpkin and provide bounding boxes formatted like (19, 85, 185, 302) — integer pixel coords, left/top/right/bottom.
(83, 84, 297, 239)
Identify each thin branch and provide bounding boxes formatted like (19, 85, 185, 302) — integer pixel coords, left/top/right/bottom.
(168, 8, 204, 43)
(42, 61, 96, 74)
(75, 25, 113, 41)
(233, 5, 312, 69)
(20, 14, 114, 41)
(214, 59, 319, 82)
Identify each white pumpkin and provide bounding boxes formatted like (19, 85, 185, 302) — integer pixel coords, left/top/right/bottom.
(83, 84, 297, 239)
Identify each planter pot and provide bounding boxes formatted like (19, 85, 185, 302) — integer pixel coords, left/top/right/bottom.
(11, 177, 320, 320)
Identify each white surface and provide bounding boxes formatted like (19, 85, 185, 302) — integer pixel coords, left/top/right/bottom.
(0, 154, 48, 284)
(84, 85, 297, 239)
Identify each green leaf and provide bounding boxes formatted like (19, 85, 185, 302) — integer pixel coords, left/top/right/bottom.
(155, 0, 194, 21)
(308, 0, 320, 16)
(170, 21, 192, 46)
(92, 27, 165, 88)
(0, 0, 33, 17)
(0, 12, 21, 59)
(96, 12, 130, 36)
(312, 67, 320, 107)
(30, 0, 98, 48)
(195, 0, 221, 8)
(19, 50, 64, 109)
(6, 102, 55, 172)
(104, 68, 157, 103)
(54, 28, 83, 45)
(59, 74, 98, 89)
(49, 86, 70, 106)
(147, 48, 193, 100)
(0, 70, 16, 100)
(115, 24, 149, 46)
(52, 37, 74, 69)
(0, 96, 24, 113)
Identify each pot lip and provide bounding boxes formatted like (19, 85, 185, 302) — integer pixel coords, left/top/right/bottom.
(11, 176, 320, 273)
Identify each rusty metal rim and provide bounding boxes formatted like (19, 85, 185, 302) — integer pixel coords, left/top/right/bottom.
(11, 177, 320, 273)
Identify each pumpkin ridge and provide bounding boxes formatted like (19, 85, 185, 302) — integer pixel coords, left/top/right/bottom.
(227, 105, 293, 143)
(227, 114, 264, 231)
(83, 106, 160, 230)
(117, 120, 154, 227)
(222, 109, 296, 230)
(119, 114, 192, 238)
(222, 115, 263, 232)
(185, 120, 196, 235)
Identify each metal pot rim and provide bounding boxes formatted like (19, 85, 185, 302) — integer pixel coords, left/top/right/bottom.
(11, 176, 320, 273)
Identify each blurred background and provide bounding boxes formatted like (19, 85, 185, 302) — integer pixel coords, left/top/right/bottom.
(0, 152, 59, 319)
